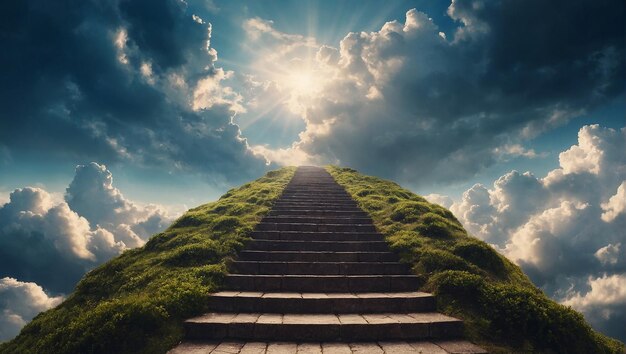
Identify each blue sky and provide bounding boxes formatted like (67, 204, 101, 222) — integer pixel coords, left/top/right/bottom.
(0, 0, 624, 343)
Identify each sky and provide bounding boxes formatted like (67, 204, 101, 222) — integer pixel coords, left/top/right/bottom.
(0, 0, 624, 343)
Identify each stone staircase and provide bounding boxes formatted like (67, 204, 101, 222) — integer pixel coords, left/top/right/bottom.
(170, 166, 486, 353)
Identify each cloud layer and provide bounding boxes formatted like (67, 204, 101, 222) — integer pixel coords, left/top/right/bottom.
(0, 0, 268, 184)
(0, 278, 64, 341)
(0, 163, 173, 294)
(441, 125, 626, 341)
(245, 1, 624, 187)
(0, 162, 175, 340)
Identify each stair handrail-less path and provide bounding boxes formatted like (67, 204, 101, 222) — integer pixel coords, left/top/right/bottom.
(171, 167, 486, 353)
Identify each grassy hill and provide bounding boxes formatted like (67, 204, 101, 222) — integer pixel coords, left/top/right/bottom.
(327, 166, 624, 354)
(0, 167, 296, 354)
(1, 166, 623, 353)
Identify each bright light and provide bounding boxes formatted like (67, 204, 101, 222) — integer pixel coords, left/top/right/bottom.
(289, 71, 315, 94)
(269, 63, 328, 115)
(282, 66, 323, 97)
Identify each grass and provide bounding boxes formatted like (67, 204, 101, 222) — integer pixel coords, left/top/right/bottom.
(327, 166, 624, 354)
(2, 165, 623, 353)
(0, 167, 295, 354)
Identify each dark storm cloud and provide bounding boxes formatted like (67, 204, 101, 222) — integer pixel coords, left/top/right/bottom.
(0, 0, 267, 183)
(450, 0, 625, 105)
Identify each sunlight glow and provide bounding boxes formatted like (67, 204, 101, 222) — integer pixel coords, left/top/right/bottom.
(284, 67, 323, 96)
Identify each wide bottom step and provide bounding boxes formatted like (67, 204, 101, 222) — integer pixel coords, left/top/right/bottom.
(169, 340, 488, 353)
(184, 312, 462, 341)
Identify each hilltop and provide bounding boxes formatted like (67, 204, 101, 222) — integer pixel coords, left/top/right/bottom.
(1, 166, 623, 353)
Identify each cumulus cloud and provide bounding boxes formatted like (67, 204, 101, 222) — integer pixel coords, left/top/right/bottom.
(0, 163, 174, 294)
(0, 162, 178, 340)
(244, 1, 624, 187)
(562, 274, 626, 341)
(601, 182, 626, 222)
(0, 277, 64, 341)
(0, 186, 123, 293)
(0, 0, 268, 184)
(449, 125, 626, 340)
(66, 162, 174, 247)
(423, 193, 453, 209)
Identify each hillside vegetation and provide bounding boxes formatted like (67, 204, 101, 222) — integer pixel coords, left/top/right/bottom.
(2, 165, 623, 353)
(327, 166, 624, 354)
(0, 167, 295, 354)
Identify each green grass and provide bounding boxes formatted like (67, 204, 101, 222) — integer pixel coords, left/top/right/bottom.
(2, 165, 623, 354)
(327, 166, 624, 354)
(0, 167, 295, 354)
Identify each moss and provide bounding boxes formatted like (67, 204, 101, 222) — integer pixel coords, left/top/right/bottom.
(3, 165, 622, 354)
(453, 240, 507, 278)
(327, 165, 624, 354)
(0, 167, 295, 354)
(417, 249, 481, 274)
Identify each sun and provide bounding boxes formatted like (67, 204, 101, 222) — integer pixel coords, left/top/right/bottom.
(289, 71, 315, 94)
(284, 67, 323, 97)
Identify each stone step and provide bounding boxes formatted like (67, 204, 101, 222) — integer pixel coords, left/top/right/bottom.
(282, 190, 347, 195)
(255, 223, 376, 233)
(225, 275, 422, 292)
(281, 189, 350, 194)
(271, 205, 363, 212)
(282, 186, 346, 190)
(250, 231, 382, 241)
(246, 240, 388, 252)
(261, 216, 373, 225)
(277, 199, 354, 204)
(238, 251, 398, 262)
(232, 261, 410, 275)
(206, 291, 436, 314)
(173, 166, 484, 353)
(268, 210, 368, 217)
(276, 199, 355, 204)
(169, 340, 488, 354)
(279, 194, 353, 199)
(281, 192, 349, 197)
(184, 312, 463, 341)
(273, 200, 357, 206)
(279, 193, 353, 198)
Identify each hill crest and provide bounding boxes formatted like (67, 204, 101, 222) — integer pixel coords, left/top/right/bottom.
(1, 166, 622, 354)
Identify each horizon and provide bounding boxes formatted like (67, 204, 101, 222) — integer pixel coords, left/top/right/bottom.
(1, 0, 625, 345)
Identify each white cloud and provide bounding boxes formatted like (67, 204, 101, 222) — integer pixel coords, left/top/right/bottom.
(240, 8, 498, 181)
(563, 274, 626, 310)
(424, 193, 453, 208)
(601, 181, 626, 222)
(561, 274, 626, 339)
(0, 277, 63, 341)
(446, 124, 626, 339)
(65, 162, 175, 247)
(1, 163, 177, 295)
(0, 187, 110, 261)
(238, 1, 623, 190)
(0, 163, 179, 341)
(192, 14, 204, 24)
(493, 144, 544, 160)
(192, 68, 244, 113)
(595, 243, 621, 265)
(113, 28, 129, 65)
